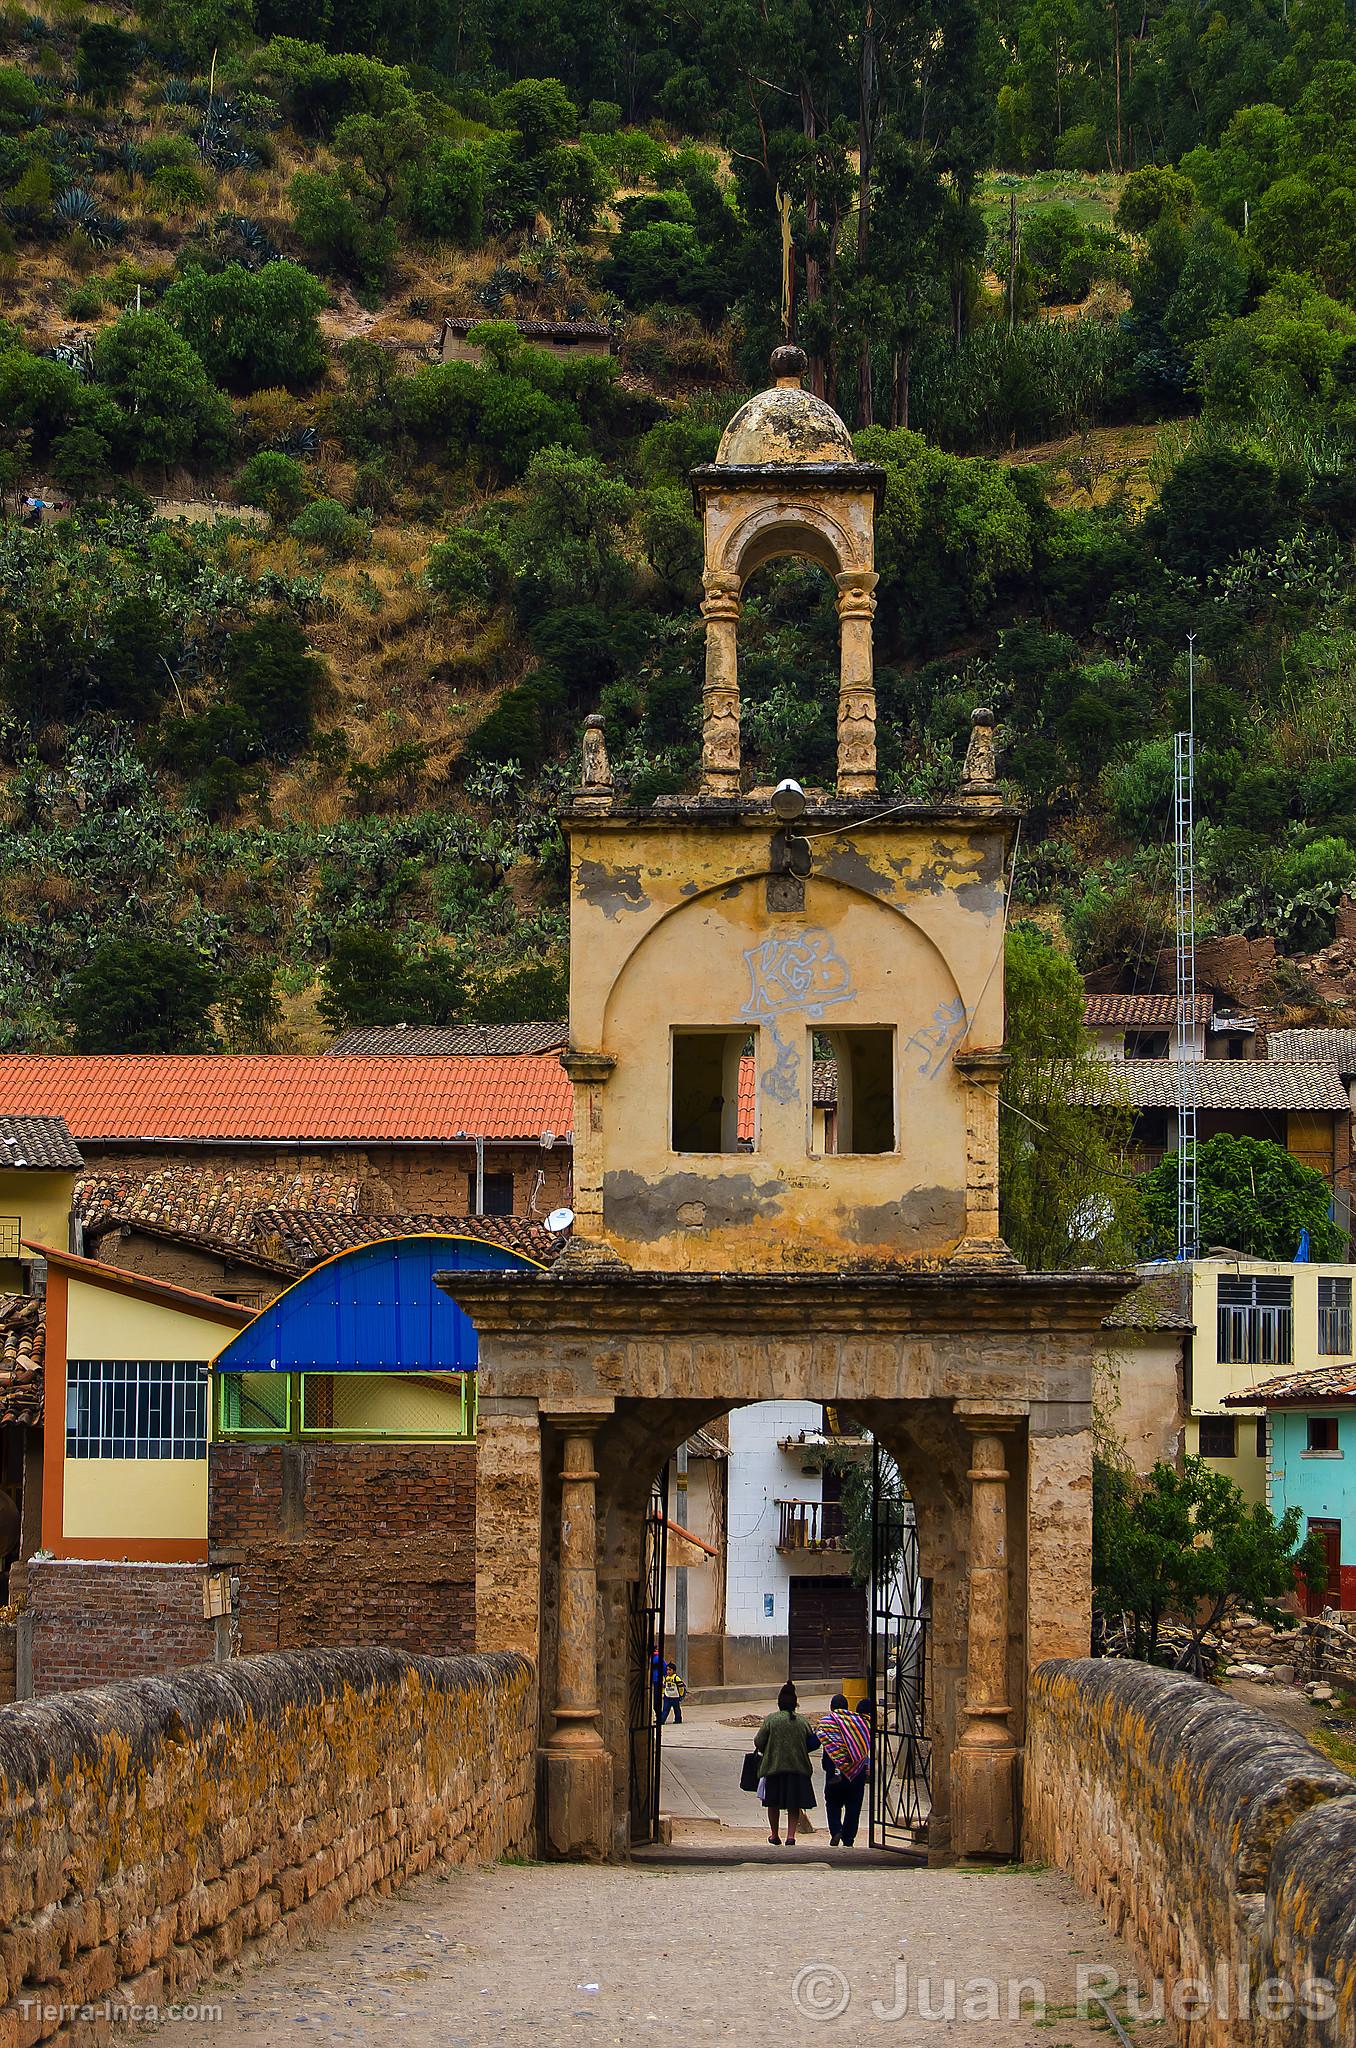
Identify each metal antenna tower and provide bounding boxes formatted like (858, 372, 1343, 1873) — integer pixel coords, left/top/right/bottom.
(1173, 634, 1199, 1260)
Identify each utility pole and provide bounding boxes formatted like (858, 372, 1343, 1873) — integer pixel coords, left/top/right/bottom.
(1007, 190, 1019, 332)
(674, 1439, 689, 1684)
(1174, 633, 1199, 1261)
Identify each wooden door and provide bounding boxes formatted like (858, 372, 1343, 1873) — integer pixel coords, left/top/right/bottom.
(788, 1575, 867, 1679)
(1306, 1518, 1342, 1615)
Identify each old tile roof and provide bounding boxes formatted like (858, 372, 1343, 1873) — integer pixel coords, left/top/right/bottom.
(0, 1056, 573, 1144)
(1084, 994, 1214, 1028)
(0, 1114, 83, 1171)
(250, 1209, 569, 1268)
(325, 1023, 567, 1056)
(1077, 1059, 1349, 1112)
(77, 1164, 366, 1243)
(86, 1214, 299, 1278)
(1101, 1267, 1194, 1331)
(1223, 1362, 1356, 1406)
(1267, 1029, 1356, 1073)
(444, 315, 613, 340)
(0, 1293, 43, 1426)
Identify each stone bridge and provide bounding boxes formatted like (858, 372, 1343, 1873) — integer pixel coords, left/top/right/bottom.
(0, 1649, 1352, 2045)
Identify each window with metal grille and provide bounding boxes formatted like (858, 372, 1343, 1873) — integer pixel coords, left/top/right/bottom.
(1319, 1277, 1352, 1356)
(66, 1360, 207, 1459)
(1198, 1415, 1237, 1457)
(1217, 1275, 1293, 1365)
(0, 1217, 19, 1259)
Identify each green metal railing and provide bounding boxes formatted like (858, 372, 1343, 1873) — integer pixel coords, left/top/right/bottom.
(216, 1371, 476, 1443)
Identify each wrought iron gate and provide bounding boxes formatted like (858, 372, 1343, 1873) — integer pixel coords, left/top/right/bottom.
(869, 1441, 932, 1850)
(627, 1463, 669, 1844)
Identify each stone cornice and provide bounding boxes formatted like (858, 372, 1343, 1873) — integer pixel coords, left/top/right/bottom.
(564, 795, 1022, 830)
(436, 1264, 1134, 1338)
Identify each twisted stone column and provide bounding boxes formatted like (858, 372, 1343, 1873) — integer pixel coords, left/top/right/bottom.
(952, 1413, 1021, 1857)
(835, 570, 878, 796)
(700, 571, 742, 795)
(541, 1418, 614, 1858)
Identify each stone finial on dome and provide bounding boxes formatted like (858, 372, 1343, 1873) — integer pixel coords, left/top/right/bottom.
(713, 346, 856, 469)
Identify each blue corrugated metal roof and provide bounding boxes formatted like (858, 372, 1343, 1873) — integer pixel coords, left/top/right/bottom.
(212, 1234, 543, 1374)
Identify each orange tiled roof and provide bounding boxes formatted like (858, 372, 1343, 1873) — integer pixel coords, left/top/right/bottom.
(0, 1056, 574, 1145)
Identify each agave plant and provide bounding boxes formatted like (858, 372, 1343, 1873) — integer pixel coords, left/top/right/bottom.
(162, 77, 191, 105)
(54, 186, 100, 230)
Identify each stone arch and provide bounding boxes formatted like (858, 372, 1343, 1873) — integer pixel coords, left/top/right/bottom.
(715, 502, 868, 587)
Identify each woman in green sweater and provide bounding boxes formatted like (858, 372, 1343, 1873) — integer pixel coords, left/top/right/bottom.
(754, 1682, 820, 1845)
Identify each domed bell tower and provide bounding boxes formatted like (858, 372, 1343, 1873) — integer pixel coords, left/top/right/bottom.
(562, 347, 1014, 1275)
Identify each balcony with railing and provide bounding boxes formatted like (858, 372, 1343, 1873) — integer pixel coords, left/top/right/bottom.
(776, 1497, 847, 1553)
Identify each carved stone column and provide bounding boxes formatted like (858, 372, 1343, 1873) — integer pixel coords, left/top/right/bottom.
(541, 1416, 614, 1859)
(835, 569, 878, 797)
(947, 1051, 1020, 1270)
(952, 1411, 1021, 1857)
(700, 570, 741, 795)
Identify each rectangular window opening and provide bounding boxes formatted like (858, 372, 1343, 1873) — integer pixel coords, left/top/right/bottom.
(1256, 1417, 1268, 1460)
(466, 1170, 514, 1216)
(1307, 1415, 1340, 1454)
(1198, 1415, 1237, 1458)
(66, 1359, 207, 1459)
(1124, 1030, 1169, 1059)
(1319, 1277, 1352, 1356)
(1218, 1275, 1293, 1366)
(671, 1030, 753, 1154)
(820, 1029, 895, 1155)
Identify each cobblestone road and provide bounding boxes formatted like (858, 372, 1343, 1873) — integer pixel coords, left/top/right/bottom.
(146, 1856, 1152, 2048)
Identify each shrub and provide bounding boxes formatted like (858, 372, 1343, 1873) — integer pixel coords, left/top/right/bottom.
(162, 260, 328, 392)
(1146, 446, 1298, 577)
(424, 527, 510, 610)
(149, 163, 215, 211)
(318, 926, 465, 1030)
(237, 449, 309, 519)
(224, 613, 325, 757)
(76, 24, 140, 104)
(289, 495, 370, 557)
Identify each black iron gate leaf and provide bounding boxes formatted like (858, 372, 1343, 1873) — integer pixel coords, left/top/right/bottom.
(869, 1440, 932, 1850)
(628, 1463, 669, 1845)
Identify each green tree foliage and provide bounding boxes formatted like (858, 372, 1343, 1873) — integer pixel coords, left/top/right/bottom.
(91, 315, 232, 470)
(1140, 1135, 1346, 1261)
(289, 496, 370, 557)
(162, 262, 328, 393)
(318, 926, 465, 1029)
(65, 935, 219, 1053)
(217, 961, 283, 1051)
(999, 924, 1140, 1270)
(289, 168, 397, 297)
(1094, 1456, 1327, 1665)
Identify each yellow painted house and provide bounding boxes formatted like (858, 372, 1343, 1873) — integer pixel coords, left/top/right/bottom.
(0, 1115, 82, 1292)
(34, 1245, 255, 1561)
(1184, 1255, 1356, 1506)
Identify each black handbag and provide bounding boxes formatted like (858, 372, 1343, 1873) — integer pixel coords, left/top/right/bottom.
(740, 1748, 762, 1793)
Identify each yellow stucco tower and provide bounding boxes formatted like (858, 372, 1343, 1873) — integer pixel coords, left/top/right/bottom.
(563, 343, 1013, 1274)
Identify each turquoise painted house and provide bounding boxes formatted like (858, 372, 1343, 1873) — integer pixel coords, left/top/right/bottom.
(1226, 1363, 1356, 1612)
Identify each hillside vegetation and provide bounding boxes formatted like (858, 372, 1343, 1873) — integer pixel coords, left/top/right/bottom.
(1, 0, 1355, 1048)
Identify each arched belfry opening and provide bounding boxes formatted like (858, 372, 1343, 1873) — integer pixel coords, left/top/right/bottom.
(445, 348, 1130, 1874)
(691, 344, 884, 798)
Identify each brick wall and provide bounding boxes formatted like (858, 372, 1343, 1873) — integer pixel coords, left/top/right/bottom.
(0, 1646, 534, 2043)
(27, 1561, 217, 1696)
(1026, 1659, 1356, 2046)
(210, 1443, 477, 1658)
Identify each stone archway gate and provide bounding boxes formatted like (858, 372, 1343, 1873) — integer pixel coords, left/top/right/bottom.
(446, 1261, 1124, 1866)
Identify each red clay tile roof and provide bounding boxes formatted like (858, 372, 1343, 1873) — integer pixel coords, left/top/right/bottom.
(326, 1023, 567, 1056)
(252, 1210, 570, 1267)
(1083, 994, 1214, 1027)
(77, 1164, 367, 1242)
(1223, 1362, 1356, 1406)
(0, 1294, 43, 1426)
(0, 1056, 573, 1144)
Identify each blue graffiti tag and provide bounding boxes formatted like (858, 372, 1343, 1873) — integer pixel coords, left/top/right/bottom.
(903, 996, 969, 1078)
(741, 931, 855, 1106)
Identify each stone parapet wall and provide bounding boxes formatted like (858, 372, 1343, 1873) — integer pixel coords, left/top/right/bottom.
(1026, 1659, 1356, 2046)
(0, 1646, 534, 2045)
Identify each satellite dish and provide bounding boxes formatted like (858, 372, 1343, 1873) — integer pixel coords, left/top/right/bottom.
(546, 1207, 575, 1233)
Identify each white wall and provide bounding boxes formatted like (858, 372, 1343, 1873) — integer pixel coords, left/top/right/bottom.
(725, 1401, 823, 1638)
